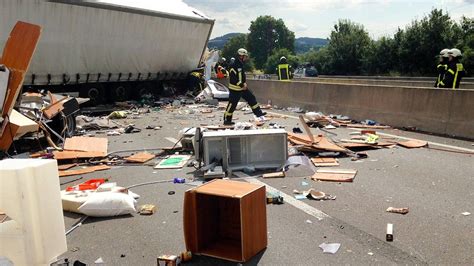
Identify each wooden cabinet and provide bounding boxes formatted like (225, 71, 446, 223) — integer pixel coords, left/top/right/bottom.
(183, 179, 267, 262)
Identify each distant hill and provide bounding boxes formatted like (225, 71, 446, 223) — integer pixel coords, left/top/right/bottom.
(295, 37, 328, 54)
(208, 33, 328, 53)
(208, 33, 241, 49)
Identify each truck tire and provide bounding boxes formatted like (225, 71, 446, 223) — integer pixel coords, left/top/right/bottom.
(110, 84, 131, 102)
(134, 82, 154, 99)
(80, 83, 105, 105)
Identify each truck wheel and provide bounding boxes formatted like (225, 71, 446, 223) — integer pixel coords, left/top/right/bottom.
(134, 82, 153, 99)
(80, 83, 104, 105)
(111, 84, 131, 102)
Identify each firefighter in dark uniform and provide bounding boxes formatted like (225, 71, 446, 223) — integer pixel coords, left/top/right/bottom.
(440, 48, 466, 89)
(188, 68, 205, 96)
(276, 56, 293, 81)
(435, 48, 449, 88)
(224, 48, 266, 125)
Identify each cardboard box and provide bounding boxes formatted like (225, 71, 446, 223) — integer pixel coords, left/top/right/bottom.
(183, 179, 267, 262)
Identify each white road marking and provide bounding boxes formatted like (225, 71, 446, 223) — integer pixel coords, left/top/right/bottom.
(246, 177, 329, 221)
(268, 111, 474, 153)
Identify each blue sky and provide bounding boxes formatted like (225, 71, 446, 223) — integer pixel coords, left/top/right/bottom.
(183, 0, 473, 39)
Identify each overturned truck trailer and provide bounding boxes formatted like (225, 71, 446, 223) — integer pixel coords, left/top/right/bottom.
(0, 0, 214, 104)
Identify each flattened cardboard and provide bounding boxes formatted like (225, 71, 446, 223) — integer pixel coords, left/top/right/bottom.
(312, 169, 357, 182)
(53, 150, 106, 160)
(397, 139, 428, 148)
(125, 152, 155, 163)
(64, 136, 108, 155)
(58, 164, 111, 177)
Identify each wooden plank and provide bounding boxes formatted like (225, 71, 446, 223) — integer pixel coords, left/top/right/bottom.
(343, 124, 391, 129)
(397, 139, 428, 148)
(125, 152, 155, 163)
(262, 171, 285, 178)
(64, 136, 108, 155)
(58, 164, 111, 177)
(298, 115, 314, 143)
(311, 169, 357, 182)
(1, 21, 42, 118)
(311, 157, 339, 167)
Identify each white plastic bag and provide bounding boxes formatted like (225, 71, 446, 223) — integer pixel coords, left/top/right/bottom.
(78, 191, 136, 217)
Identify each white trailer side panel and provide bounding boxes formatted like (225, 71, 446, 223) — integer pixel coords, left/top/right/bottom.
(0, 0, 213, 85)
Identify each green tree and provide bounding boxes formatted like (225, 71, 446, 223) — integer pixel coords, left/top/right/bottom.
(221, 33, 254, 71)
(300, 46, 331, 74)
(456, 16, 473, 76)
(326, 19, 372, 75)
(247, 15, 295, 69)
(396, 9, 459, 75)
(263, 48, 299, 74)
(366, 36, 397, 75)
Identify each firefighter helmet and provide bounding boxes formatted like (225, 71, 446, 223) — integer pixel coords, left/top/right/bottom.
(448, 48, 462, 58)
(439, 48, 450, 58)
(237, 48, 248, 56)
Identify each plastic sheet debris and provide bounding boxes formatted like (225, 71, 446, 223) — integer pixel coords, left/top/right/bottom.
(281, 155, 318, 174)
(108, 110, 127, 119)
(386, 207, 409, 214)
(305, 219, 313, 224)
(461, 212, 471, 216)
(94, 257, 105, 265)
(234, 122, 256, 130)
(319, 243, 341, 254)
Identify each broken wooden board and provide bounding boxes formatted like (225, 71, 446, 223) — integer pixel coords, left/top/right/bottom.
(1, 21, 42, 118)
(262, 171, 285, 178)
(154, 155, 191, 169)
(299, 115, 315, 143)
(58, 164, 111, 177)
(0, 109, 39, 151)
(288, 133, 349, 153)
(64, 136, 108, 155)
(42, 96, 68, 119)
(58, 163, 78, 171)
(125, 152, 155, 163)
(311, 157, 340, 167)
(311, 169, 357, 182)
(397, 139, 428, 148)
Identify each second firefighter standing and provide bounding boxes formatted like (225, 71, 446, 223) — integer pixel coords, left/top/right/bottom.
(224, 48, 266, 125)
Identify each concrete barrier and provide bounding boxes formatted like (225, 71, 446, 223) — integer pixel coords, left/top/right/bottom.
(293, 77, 474, 90)
(247, 79, 474, 139)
